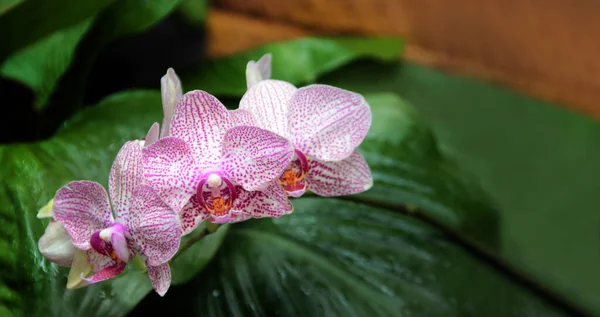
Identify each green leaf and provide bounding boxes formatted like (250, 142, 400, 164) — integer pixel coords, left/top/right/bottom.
(0, 0, 119, 63)
(358, 93, 499, 247)
(92, 0, 182, 42)
(41, 0, 182, 117)
(180, 37, 404, 96)
(131, 198, 568, 317)
(0, 91, 226, 316)
(320, 61, 600, 315)
(1, 19, 92, 108)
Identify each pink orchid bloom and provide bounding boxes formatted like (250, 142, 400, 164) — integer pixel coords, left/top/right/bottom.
(52, 141, 181, 296)
(142, 90, 295, 233)
(240, 75, 373, 198)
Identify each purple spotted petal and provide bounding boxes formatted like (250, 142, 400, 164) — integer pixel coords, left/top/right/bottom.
(229, 211, 253, 223)
(288, 85, 372, 161)
(180, 194, 210, 235)
(144, 122, 160, 147)
(147, 262, 171, 296)
(87, 250, 115, 273)
(246, 53, 272, 89)
(127, 185, 181, 267)
(161, 68, 182, 138)
(240, 80, 297, 138)
(82, 262, 126, 284)
(109, 140, 144, 221)
(231, 182, 292, 220)
(229, 109, 256, 127)
(305, 150, 373, 196)
(143, 137, 200, 212)
(222, 126, 294, 191)
(170, 90, 232, 171)
(53, 181, 113, 250)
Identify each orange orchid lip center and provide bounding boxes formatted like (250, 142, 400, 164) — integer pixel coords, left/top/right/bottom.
(197, 173, 237, 219)
(278, 149, 309, 195)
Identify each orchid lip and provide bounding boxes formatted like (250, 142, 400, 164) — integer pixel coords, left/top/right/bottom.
(197, 172, 237, 221)
(278, 149, 309, 195)
(91, 223, 129, 263)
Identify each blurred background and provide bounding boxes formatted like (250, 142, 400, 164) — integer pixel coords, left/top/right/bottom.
(1, 0, 599, 316)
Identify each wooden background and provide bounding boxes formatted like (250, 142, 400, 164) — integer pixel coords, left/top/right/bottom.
(206, 0, 600, 118)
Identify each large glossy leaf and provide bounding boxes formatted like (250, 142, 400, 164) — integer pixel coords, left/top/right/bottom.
(357, 93, 499, 247)
(320, 61, 600, 315)
(1, 0, 182, 115)
(130, 198, 568, 317)
(0, 0, 118, 63)
(0, 91, 226, 316)
(1, 19, 92, 108)
(180, 37, 404, 96)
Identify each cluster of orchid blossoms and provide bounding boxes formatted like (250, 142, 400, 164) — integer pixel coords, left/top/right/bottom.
(37, 54, 374, 296)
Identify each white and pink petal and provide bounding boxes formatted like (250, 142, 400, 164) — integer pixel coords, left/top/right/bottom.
(305, 150, 373, 196)
(239, 79, 297, 138)
(180, 194, 210, 235)
(229, 109, 256, 127)
(222, 126, 294, 191)
(147, 263, 172, 296)
(288, 85, 372, 161)
(127, 185, 181, 267)
(53, 181, 113, 249)
(109, 140, 144, 221)
(143, 137, 200, 213)
(231, 182, 293, 220)
(170, 90, 232, 171)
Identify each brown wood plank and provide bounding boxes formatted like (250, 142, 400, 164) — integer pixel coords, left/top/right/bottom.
(209, 1, 600, 118)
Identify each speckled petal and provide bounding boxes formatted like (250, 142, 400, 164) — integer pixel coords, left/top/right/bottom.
(231, 182, 292, 220)
(87, 249, 115, 272)
(180, 194, 210, 235)
(147, 262, 171, 296)
(109, 140, 144, 221)
(82, 262, 126, 284)
(222, 126, 294, 191)
(246, 53, 272, 89)
(288, 85, 372, 161)
(38, 221, 76, 266)
(170, 90, 232, 171)
(144, 122, 160, 147)
(143, 137, 200, 212)
(161, 68, 182, 138)
(239, 79, 297, 138)
(305, 150, 373, 196)
(229, 109, 256, 127)
(128, 185, 181, 267)
(53, 181, 113, 250)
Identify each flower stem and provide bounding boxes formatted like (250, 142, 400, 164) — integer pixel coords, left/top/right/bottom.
(172, 223, 221, 261)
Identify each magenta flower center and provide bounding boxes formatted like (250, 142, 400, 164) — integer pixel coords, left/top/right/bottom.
(278, 149, 309, 194)
(197, 173, 237, 221)
(90, 223, 129, 263)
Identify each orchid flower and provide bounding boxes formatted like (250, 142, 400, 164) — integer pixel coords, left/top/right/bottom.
(52, 141, 181, 296)
(241, 57, 373, 197)
(142, 90, 295, 233)
(37, 199, 94, 289)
